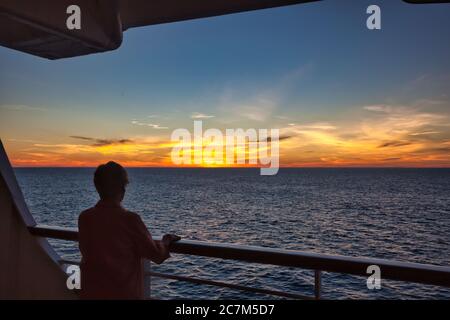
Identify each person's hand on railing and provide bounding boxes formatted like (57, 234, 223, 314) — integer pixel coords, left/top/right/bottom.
(162, 234, 181, 247)
(151, 234, 181, 264)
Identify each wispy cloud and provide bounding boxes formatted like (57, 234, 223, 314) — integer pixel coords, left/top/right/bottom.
(131, 120, 168, 129)
(190, 112, 215, 119)
(69, 136, 93, 141)
(13, 136, 176, 167)
(239, 98, 275, 122)
(295, 122, 337, 130)
(275, 102, 450, 166)
(378, 141, 413, 148)
(149, 124, 168, 129)
(409, 131, 440, 136)
(363, 105, 392, 113)
(0, 104, 47, 112)
(219, 95, 276, 122)
(69, 136, 133, 147)
(216, 64, 312, 123)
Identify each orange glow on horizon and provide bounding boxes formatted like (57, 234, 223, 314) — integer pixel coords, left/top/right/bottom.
(4, 104, 450, 168)
(5, 137, 450, 168)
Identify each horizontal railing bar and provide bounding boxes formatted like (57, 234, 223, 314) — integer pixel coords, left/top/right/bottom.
(31, 225, 79, 241)
(29, 224, 450, 288)
(57, 259, 310, 299)
(146, 271, 313, 300)
(60, 259, 79, 265)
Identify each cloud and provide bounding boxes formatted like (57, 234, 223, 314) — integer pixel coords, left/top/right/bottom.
(18, 136, 177, 166)
(69, 136, 93, 141)
(295, 122, 337, 130)
(412, 146, 450, 155)
(131, 120, 168, 129)
(191, 112, 215, 119)
(7, 138, 42, 143)
(278, 135, 293, 141)
(69, 136, 133, 147)
(0, 104, 47, 112)
(363, 105, 392, 113)
(227, 96, 276, 122)
(240, 105, 272, 122)
(279, 122, 337, 140)
(216, 64, 312, 123)
(378, 141, 413, 148)
(274, 101, 450, 166)
(409, 131, 440, 136)
(259, 134, 293, 143)
(148, 124, 168, 129)
(413, 99, 447, 107)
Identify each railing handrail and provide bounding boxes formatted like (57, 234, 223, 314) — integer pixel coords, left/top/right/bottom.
(28, 224, 450, 288)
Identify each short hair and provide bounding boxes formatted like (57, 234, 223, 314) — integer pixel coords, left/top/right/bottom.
(94, 161, 129, 199)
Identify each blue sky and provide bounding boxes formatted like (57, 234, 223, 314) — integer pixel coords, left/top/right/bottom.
(1, 0, 450, 167)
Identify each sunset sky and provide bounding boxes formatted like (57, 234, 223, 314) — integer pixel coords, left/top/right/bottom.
(1, 0, 450, 167)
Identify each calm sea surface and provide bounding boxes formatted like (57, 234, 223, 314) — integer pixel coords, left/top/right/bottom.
(14, 168, 450, 299)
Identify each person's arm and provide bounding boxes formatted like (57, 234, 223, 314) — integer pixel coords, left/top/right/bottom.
(132, 214, 180, 264)
(149, 237, 170, 265)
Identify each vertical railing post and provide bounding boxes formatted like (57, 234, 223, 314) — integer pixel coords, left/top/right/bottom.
(314, 270, 321, 300)
(143, 259, 151, 299)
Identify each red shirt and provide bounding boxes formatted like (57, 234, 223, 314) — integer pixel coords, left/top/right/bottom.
(78, 200, 168, 299)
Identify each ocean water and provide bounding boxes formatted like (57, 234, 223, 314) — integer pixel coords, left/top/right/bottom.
(14, 168, 450, 299)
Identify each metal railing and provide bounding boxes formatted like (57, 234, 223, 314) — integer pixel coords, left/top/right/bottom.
(29, 224, 450, 299)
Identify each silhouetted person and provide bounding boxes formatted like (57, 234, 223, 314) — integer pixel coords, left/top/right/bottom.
(78, 161, 180, 299)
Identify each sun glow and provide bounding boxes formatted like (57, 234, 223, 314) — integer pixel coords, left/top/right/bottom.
(4, 103, 450, 168)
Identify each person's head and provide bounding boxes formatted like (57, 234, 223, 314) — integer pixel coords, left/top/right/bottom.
(94, 161, 129, 202)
